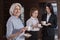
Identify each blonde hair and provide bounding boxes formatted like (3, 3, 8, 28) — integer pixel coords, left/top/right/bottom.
(9, 3, 24, 16)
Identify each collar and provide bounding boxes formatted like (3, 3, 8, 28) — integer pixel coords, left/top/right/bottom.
(31, 17, 37, 20)
(12, 15, 19, 19)
(47, 13, 51, 16)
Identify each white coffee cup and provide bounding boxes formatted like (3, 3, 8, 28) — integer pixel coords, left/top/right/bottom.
(42, 21, 46, 25)
(26, 26, 31, 31)
(38, 24, 41, 27)
(38, 24, 42, 28)
(24, 33, 32, 38)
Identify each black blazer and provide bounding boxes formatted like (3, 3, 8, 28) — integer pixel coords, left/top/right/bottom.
(41, 13, 57, 28)
(41, 13, 57, 36)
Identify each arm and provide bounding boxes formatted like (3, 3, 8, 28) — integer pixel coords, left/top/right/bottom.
(50, 15, 57, 28)
(7, 17, 29, 39)
(26, 20, 33, 27)
(6, 20, 14, 39)
(6, 20, 22, 39)
(44, 15, 57, 28)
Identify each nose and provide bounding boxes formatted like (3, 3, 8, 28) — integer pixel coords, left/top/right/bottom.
(17, 10, 19, 12)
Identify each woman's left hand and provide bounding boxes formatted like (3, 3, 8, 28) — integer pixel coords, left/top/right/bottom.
(44, 23, 51, 26)
(47, 23, 51, 25)
(32, 24, 38, 28)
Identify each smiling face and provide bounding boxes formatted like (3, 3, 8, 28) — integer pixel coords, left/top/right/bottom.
(13, 5, 21, 17)
(32, 10, 38, 18)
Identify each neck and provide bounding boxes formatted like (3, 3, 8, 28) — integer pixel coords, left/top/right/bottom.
(47, 11, 51, 14)
(16, 16, 19, 18)
(13, 15, 19, 18)
(47, 12, 51, 15)
(32, 16, 37, 18)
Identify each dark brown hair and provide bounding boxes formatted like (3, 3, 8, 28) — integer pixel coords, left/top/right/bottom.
(45, 3, 54, 14)
(30, 7, 38, 16)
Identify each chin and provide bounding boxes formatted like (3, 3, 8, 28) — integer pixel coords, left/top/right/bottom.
(17, 14, 20, 16)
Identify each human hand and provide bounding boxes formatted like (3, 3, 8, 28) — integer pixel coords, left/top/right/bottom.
(32, 23, 38, 28)
(43, 23, 51, 26)
(47, 23, 51, 25)
(8, 34, 17, 40)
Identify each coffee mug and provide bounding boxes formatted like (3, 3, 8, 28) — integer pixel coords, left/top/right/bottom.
(26, 26, 31, 31)
(42, 21, 46, 25)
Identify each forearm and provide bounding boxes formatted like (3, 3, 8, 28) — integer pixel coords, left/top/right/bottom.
(8, 31, 22, 39)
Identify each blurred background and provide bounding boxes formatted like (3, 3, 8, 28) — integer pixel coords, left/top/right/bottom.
(0, 0, 59, 40)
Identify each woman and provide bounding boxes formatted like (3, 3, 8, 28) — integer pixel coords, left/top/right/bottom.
(6, 3, 27, 40)
(26, 8, 40, 40)
(41, 3, 57, 40)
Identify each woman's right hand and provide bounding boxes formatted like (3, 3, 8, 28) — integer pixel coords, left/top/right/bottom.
(8, 29, 24, 40)
(32, 23, 38, 28)
(18, 27, 27, 34)
(8, 27, 28, 40)
(8, 33, 18, 40)
(21, 27, 28, 32)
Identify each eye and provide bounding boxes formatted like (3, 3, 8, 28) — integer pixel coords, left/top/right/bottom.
(19, 9, 21, 10)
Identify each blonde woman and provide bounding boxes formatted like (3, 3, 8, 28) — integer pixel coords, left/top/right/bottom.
(6, 3, 27, 40)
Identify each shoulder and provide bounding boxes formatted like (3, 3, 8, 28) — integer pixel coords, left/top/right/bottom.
(6, 16, 14, 27)
(42, 13, 47, 17)
(52, 14, 57, 17)
(7, 16, 14, 23)
(27, 18, 31, 22)
(41, 14, 47, 19)
(26, 18, 32, 23)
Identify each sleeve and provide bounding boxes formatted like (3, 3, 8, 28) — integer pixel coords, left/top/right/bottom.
(19, 32, 25, 37)
(52, 15, 57, 28)
(49, 15, 57, 28)
(41, 14, 46, 21)
(26, 19, 33, 27)
(41, 14, 44, 21)
(6, 20, 13, 38)
(37, 19, 39, 24)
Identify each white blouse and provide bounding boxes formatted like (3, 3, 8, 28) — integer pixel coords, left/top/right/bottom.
(26, 17, 39, 31)
(46, 13, 51, 22)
